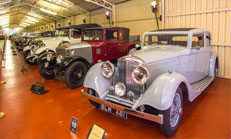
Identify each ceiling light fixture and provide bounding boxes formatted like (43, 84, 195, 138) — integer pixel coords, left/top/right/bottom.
(40, 8, 57, 15)
(25, 20, 36, 24)
(27, 18, 39, 22)
(43, 0, 68, 10)
(20, 24, 27, 27)
(0, 0, 12, 5)
(21, 22, 30, 26)
(0, 22, 9, 25)
(0, 16, 9, 20)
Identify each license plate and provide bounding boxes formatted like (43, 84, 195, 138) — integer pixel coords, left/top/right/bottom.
(100, 104, 127, 119)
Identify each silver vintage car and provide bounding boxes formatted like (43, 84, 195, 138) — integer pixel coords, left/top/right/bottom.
(82, 28, 219, 136)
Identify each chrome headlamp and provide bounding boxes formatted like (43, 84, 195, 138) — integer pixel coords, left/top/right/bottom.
(101, 61, 115, 78)
(115, 82, 126, 96)
(56, 55, 63, 64)
(46, 53, 53, 61)
(132, 66, 149, 84)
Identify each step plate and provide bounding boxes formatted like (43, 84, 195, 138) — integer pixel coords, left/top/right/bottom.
(191, 76, 214, 92)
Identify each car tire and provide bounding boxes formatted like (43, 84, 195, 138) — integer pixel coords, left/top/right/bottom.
(38, 61, 55, 80)
(87, 88, 100, 108)
(65, 61, 87, 89)
(24, 51, 30, 61)
(159, 87, 183, 136)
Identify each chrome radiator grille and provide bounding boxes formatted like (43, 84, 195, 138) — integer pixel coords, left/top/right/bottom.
(56, 48, 66, 57)
(117, 58, 143, 94)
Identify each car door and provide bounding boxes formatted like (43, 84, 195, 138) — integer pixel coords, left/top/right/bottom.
(104, 29, 120, 60)
(189, 33, 211, 83)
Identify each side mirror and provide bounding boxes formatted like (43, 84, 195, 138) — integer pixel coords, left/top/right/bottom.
(135, 44, 141, 50)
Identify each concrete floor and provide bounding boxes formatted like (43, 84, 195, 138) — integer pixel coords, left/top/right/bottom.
(0, 41, 230, 138)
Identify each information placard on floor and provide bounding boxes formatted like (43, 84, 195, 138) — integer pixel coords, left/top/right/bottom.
(87, 124, 105, 139)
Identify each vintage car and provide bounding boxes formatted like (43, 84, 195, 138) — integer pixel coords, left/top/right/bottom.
(82, 28, 219, 136)
(24, 24, 100, 65)
(23, 31, 56, 64)
(38, 27, 139, 89)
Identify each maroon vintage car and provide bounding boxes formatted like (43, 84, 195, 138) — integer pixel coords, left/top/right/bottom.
(38, 27, 140, 89)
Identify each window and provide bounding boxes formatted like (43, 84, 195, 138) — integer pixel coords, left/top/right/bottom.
(144, 34, 188, 47)
(192, 34, 204, 49)
(120, 29, 124, 40)
(82, 29, 103, 41)
(106, 30, 118, 42)
(206, 34, 211, 47)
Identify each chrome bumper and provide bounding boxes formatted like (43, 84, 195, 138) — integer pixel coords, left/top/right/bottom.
(81, 89, 163, 124)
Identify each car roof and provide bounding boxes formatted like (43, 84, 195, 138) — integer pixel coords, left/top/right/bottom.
(57, 24, 101, 30)
(148, 28, 209, 35)
(82, 26, 130, 30)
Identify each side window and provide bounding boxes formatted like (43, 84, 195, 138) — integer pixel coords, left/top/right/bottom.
(192, 34, 204, 49)
(206, 34, 211, 47)
(106, 30, 118, 42)
(120, 29, 124, 41)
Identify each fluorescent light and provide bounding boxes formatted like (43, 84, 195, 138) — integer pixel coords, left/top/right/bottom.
(0, 22, 9, 25)
(20, 24, 27, 27)
(0, 0, 12, 5)
(27, 18, 39, 22)
(0, 16, 9, 20)
(21, 22, 30, 26)
(40, 8, 57, 15)
(43, 0, 68, 10)
(25, 20, 36, 24)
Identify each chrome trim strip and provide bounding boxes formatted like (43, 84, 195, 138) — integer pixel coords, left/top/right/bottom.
(82, 90, 163, 124)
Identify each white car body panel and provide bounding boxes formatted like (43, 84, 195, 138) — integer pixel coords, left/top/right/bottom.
(35, 37, 81, 54)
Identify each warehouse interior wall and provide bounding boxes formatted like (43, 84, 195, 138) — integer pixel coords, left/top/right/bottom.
(27, 0, 231, 79)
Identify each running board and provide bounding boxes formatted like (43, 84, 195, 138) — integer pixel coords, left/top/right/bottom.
(191, 76, 214, 92)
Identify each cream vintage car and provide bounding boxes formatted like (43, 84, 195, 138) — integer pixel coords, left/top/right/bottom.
(82, 28, 219, 136)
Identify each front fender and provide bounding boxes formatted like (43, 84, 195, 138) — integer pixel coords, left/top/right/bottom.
(37, 51, 56, 64)
(136, 72, 191, 111)
(23, 46, 31, 52)
(83, 63, 111, 98)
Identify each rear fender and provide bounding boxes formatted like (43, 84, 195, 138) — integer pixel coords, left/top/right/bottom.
(136, 72, 191, 111)
(209, 52, 218, 77)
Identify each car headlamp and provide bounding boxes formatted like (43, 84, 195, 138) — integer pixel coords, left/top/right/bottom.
(101, 61, 115, 78)
(132, 66, 149, 84)
(46, 53, 53, 61)
(56, 55, 63, 64)
(115, 82, 126, 96)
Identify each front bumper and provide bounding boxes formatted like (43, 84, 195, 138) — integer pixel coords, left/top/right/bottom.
(81, 89, 164, 124)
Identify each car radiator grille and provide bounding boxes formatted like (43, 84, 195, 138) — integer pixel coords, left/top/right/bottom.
(56, 49, 66, 57)
(117, 59, 143, 95)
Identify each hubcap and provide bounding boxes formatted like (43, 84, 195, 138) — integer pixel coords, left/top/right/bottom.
(77, 72, 82, 78)
(170, 93, 182, 128)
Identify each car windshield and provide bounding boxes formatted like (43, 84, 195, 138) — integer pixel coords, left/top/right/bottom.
(143, 34, 189, 48)
(56, 29, 69, 37)
(82, 29, 103, 41)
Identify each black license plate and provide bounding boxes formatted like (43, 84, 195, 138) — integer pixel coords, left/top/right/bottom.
(100, 104, 127, 119)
